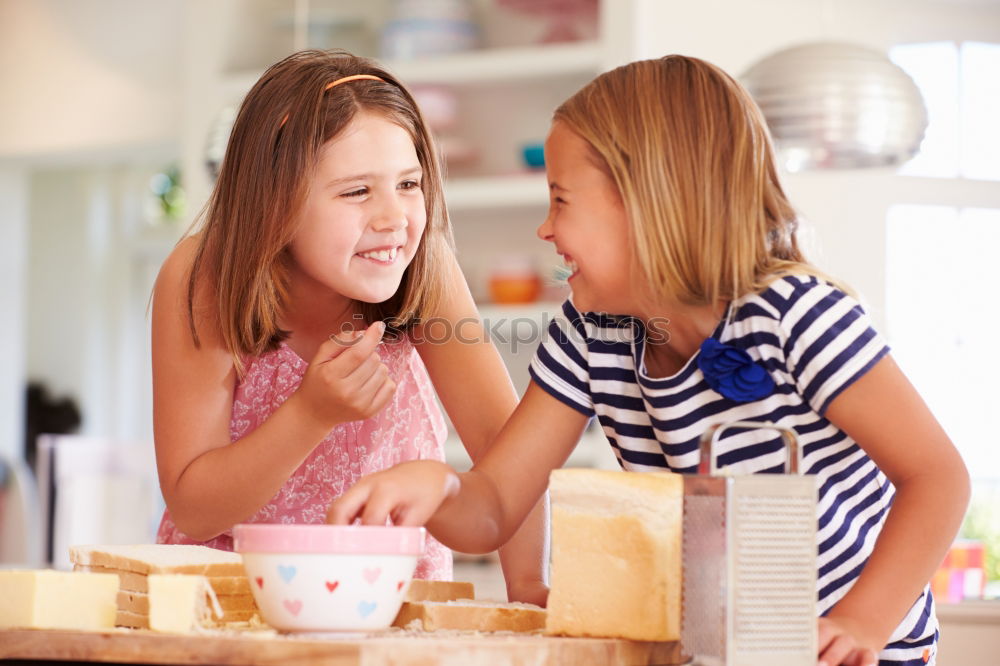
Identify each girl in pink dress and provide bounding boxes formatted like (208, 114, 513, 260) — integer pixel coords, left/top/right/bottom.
(152, 50, 547, 600)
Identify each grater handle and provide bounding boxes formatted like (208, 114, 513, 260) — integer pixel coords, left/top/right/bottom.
(698, 421, 802, 475)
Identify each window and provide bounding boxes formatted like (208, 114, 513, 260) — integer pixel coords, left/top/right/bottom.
(890, 41, 1000, 181)
(886, 40, 1000, 601)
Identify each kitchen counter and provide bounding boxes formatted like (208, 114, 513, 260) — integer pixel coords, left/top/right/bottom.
(0, 628, 685, 666)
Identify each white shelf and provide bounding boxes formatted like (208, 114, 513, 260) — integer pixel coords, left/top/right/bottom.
(383, 41, 602, 86)
(219, 41, 602, 103)
(444, 173, 549, 211)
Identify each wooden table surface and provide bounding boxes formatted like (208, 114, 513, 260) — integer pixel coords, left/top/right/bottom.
(0, 628, 687, 666)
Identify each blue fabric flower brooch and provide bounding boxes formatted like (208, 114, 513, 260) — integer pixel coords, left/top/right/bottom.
(697, 338, 775, 402)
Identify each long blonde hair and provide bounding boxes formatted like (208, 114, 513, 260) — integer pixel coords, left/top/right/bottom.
(554, 55, 839, 307)
(186, 50, 453, 375)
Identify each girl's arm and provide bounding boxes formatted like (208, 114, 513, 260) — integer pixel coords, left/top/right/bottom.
(412, 250, 551, 604)
(328, 380, 589, 555)
(817, 354, 970, 665)
(153, 238, 394, 541)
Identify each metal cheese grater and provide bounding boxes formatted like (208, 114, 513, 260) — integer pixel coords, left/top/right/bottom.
(682, 421, 818, 666)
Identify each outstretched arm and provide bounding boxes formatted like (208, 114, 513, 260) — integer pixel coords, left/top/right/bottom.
(328, 380, 589, 555)
(817, 354, 969, 665)
(412, 251, 563, 603)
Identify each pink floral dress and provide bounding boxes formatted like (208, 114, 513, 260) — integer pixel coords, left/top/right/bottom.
(156, 337, 452, 580)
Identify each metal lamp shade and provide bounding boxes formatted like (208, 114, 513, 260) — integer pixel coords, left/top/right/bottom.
(741, 42, 928, 171)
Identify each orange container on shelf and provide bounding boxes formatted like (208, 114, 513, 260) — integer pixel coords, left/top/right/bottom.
(488, 255, 542, 304)
(489, 275, 541, 304)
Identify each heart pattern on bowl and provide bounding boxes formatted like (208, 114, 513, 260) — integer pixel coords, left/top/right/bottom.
(357, 600, 377, 618)
(246, 556, 417, 630)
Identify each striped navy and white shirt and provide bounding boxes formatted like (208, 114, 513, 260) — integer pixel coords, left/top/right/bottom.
(529, 275, 937, 665)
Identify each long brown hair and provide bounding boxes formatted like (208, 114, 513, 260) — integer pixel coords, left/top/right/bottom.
(554, 55, 843, 308)
(186, 50, 453, 375)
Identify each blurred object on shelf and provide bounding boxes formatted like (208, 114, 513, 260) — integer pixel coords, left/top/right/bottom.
(24, 382, 81, 472)
(489, 254, 542, 304)
(144, 165, 186, 225)
(37, 436, 160, 570)
(204, 104, 237, 182)
(521, 142, 545, 170)
(540, 264, 572, 302)
(437, 136, 480, 169)
(933, 540, 987, 602)
(412, 85, 460, 130)
(412, 85, 480, 170)
(496, 0, 599, 44)
(275, 8, 373, 54)
(381, 0, 480, 60)
(742, 42, 928, 172)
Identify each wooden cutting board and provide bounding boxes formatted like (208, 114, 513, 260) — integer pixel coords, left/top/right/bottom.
(0, 628, 685, 665)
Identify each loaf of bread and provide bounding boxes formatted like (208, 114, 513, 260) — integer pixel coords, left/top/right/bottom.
(393, 600, 546, 632)
(117, 589, 256, 615)
(403, 579, 475, 603)
(75, 564, 252, 595)
(545, 469, 683, 641)
(69, 544, 258, 630)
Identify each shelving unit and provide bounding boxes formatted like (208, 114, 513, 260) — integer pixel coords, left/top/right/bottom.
(177, 0, 641, 477)
(444, 173, 548, 211)
(383, 40, 603, 85)
(182, 0, 640, 217)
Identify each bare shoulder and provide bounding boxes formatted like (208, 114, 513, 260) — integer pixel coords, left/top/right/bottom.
(154, 236, 200, 319)
(152, 235, 229, 366)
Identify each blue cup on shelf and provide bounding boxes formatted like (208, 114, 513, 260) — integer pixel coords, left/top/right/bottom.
(521, 143, 545, 170)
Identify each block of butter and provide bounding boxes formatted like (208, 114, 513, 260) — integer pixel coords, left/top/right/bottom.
(0, 570, 118, 631)
(545, 469, 683, 642)
(147, 574, 223, 633)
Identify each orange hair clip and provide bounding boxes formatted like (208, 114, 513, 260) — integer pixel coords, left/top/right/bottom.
(278, 74, 385, 129)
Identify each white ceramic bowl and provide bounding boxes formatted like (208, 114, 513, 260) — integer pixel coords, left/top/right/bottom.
(233, 523, 425, 632)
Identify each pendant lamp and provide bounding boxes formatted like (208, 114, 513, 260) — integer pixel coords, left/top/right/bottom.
(741, 42, 928, 172)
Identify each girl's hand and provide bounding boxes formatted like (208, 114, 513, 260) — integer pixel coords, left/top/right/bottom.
(817, 616, 879, 666)
(325, 460, 461, 527)
(294, 322, 396, 429)
(506, 578, 549, 607)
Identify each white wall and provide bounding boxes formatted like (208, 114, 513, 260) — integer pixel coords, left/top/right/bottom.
(0, 0, 181, 160)
(26, 166, 163, 443)
(0, 0, 182, 450)
(0, 167, 28, 460)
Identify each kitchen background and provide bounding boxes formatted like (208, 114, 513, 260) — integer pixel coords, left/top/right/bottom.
(0, 0, 998, 661)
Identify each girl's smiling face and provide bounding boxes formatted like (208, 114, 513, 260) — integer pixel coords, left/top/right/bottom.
(288, 110, 426, 306)
(537, 121, 635, 315)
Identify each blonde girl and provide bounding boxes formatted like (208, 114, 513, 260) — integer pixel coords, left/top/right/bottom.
(152, 50, 546, 603)
(329, 55, 969, 665)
